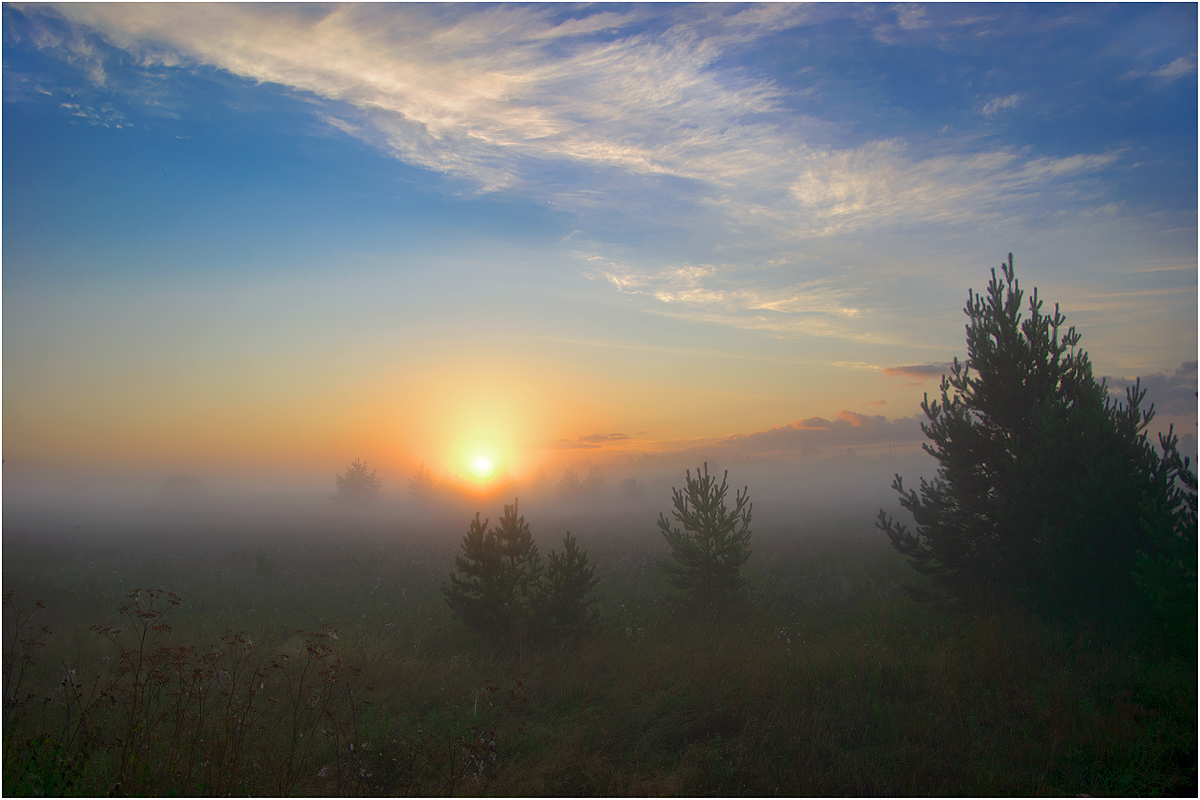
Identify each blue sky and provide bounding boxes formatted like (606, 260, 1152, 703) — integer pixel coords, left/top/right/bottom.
(3, 3, 1196, 481)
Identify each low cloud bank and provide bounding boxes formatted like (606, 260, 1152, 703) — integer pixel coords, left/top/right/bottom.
(1107, 361, 1198, 420)
(704, 411, 925, 458)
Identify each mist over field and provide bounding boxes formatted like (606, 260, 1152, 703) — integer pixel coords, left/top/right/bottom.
(4, 3, 1195, 795)
(3, 447, 939, 538)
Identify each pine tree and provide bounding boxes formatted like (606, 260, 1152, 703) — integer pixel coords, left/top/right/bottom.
(444, 500, 543, 632)
(538, 532, 599, 635)
(878, 254, 1192, 617)
(556, 468, 582, 499)
(1133, 426, 1197, 644)
(442, 513, 507, 630)
(657, 463, 753, 604)
(335, 459, 382, 503)
(492, 499, 542, 618)
(408, 462, 436, 501)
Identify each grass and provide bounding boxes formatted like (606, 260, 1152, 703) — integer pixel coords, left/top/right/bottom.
(3, 512, 1195, 796)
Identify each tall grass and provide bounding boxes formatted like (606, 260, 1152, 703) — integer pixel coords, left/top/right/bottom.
(3, 517, 1195, 795)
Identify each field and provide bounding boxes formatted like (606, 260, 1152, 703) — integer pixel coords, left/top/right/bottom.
(3, 505, 1196, 796)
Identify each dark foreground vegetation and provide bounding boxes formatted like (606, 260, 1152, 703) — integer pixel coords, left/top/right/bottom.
(5, 255, 1195, 795)
(4, 513, 1195, 796)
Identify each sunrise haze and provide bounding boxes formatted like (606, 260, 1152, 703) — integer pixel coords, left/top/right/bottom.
(4, 2, 1196, 493)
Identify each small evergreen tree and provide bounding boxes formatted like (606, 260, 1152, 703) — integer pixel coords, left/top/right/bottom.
(335, 458, 382, 503)
(443, 499, 542, 633)
(408, 462, 436, 501)
(538, 532, 600, 635)
(657, 463, 753, 604)
(1133, 425, 1197, 644)
(582, 465, 606, 497)
(556, 467, 582, 499)
(445, 501, 603, 637)
(878, 254, 1193, 618)
(493, 499, 542, 617)
(443, 513, 507, 630)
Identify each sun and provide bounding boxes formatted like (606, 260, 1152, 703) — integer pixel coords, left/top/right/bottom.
(471, 455, 495, 480)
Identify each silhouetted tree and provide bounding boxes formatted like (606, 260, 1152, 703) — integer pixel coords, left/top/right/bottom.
(537, 532, 600, 635)
(335, 459, 382, 503)
(556, 467, 582, 499)
(443, 499, 542, 633)
(657, 463, 753, 605)
(620, 477, 646, 500)
(408, 462, 436, 501)
(1134, 426, 1197, 644)
(582, 465, 606, 497)
(493, 499, 542, 617)
(878, 254, 1194, 619)
(443, 514, 507, 630)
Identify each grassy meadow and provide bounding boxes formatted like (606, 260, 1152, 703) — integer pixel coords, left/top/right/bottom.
(3, 506, 1196, 796)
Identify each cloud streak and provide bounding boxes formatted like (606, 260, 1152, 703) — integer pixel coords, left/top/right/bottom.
(881, 363, 955, 380)
(543, 432, 634, 451)
(26, 6, 1132, 234)
(703, 411, 925, 457)
(12, 3, 1192, 356)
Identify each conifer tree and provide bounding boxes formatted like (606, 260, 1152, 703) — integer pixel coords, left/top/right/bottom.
(657, 463, 753, 604)
(408, 462, 436, 501)
(878, 254, 1193, 617)
(443, 500, 543, 632)
(443, 513, 506, 630)
(1133, 426, 1197, 643)
(335, 459, 382, 503)
(556, 467, 582, 499)
(538, 532, 599, 634)
(492, 499, 542, 618)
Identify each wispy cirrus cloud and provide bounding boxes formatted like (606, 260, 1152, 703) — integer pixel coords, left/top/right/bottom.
(980, 93, 1022, 117)
(1129, 56, 1197, 81)
(11, 3, 1187, 352)
(22, 4, 1127, 227)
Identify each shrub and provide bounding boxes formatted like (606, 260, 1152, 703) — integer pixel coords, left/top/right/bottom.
(656, 463, 753, 605)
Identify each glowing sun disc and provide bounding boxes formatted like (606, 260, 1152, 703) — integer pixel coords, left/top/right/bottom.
(471, 456, 494, 478)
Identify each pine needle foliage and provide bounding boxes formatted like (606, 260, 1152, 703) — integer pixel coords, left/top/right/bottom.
(493, 500, 542, 617)
(538, 532, 600, 635)
(1134, 425, 1197, 645)
(443, 513, 508, 630)
(878, 254, 1195, 621)
(335, 458, 383, 503)
(444, 500, 546, 634)
(657, 463, 753, 604)
(407, 462, 436, 501)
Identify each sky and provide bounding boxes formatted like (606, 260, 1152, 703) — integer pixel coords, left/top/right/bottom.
(3, 2, 1197, 490)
